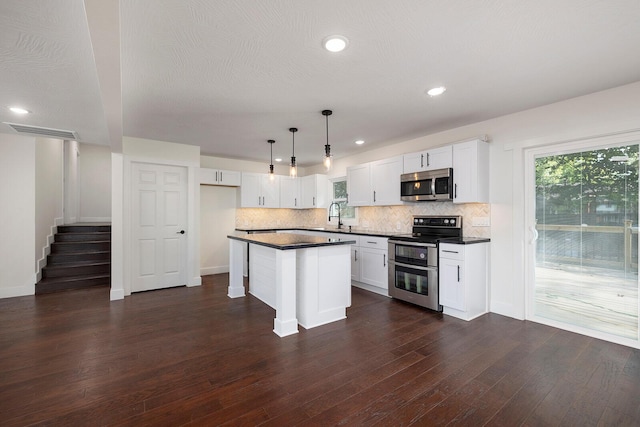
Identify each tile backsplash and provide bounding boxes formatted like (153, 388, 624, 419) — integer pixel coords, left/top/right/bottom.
(236, 202, 490, 238)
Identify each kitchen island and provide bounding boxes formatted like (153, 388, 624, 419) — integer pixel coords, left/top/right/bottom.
(227, 232, 356, 337)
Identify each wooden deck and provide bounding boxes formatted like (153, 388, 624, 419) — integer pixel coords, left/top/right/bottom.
(535, 265, 638, 340)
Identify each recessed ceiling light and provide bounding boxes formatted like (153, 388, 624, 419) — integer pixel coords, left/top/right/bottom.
(426, 86, 446, 97)
(323, 35, 349, 53)
(275, 158, 282, 162)
(355, 140, 365, 145)
(9, 106, 30, 114)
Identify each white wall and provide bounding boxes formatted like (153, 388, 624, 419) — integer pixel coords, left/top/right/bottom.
(200, 153, 302, 176)
(200, 185, 237, 275)
(35, 138, 64, 278)
(79, 142, 111, 221)
(63, 140, 80, 224)
(309, 81, 640, 320)
(0, 134, 36, 297)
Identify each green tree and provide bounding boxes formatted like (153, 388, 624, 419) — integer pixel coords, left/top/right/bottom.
(536, 145, 639, 224)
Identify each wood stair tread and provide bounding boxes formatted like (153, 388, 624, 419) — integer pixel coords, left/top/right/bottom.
(45, 260, 111, 268)
(38, 225, 112, 293)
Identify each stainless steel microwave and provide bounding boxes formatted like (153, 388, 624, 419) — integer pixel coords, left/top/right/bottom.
(400, 168, 453, 201)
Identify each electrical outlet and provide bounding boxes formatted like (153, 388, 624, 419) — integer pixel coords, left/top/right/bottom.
(472, 216, 490, 227)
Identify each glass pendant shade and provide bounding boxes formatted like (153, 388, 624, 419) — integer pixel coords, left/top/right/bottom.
(268, 139, 275, 180)
(289, 128, 298, 178)
(322, 110, 333, 171)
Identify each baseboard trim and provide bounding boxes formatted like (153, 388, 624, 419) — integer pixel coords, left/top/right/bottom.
(200, 266, 229, 276)
(110, 288, 125, 300)
(188, 276, 202, 287)
(0, 276, 35, 299)
(36, 217, 63, 282)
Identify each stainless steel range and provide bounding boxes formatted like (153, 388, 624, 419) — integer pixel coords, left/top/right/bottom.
(388, 215, 462, 311)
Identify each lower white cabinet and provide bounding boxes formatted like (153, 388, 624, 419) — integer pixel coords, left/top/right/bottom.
(359, 247, 387, 289)
(348, 235, 388, 296)
(439, 242, 488, 321)
(349, 236, 361, 282)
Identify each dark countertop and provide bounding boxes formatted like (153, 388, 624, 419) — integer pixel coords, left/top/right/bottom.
(227, 231, 357, 250)
(235, 227, 491, 243)
(439, 237, 491, 245)
(234, 227, 405, 238)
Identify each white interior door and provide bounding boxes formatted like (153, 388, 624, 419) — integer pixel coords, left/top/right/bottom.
(132, 163, 188, 292)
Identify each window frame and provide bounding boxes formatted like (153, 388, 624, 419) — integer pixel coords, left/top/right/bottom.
(328, 176, 358, 227)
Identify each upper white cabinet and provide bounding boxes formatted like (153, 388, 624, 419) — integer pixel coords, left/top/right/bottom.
(403, 146, 452, 173)
(300, 174, 328, 208)
(346, 163, 371, 206)
(239, 173, 280, 208)
(371, 157, 403, 205)
(452, 139, 489, 204)
(280, 176, 300, 209)
(199, 168, 241, 186)
(347, 156, 403, 206)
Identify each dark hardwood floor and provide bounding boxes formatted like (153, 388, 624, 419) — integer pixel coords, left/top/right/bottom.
(1, 274, 638, 426)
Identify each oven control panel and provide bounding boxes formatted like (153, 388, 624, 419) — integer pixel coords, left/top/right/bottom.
(413, 216, 462, 228)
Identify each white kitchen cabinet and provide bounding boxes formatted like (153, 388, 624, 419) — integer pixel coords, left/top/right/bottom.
(239, 172, 280, 208)
(346, 163, 371, 206)
(346, 156, 403, 207)
(199, 168, 241, 186)
(403, 146, 453, 173)
(452, 139, 489, 204)
(355, 236, 388, 293)
(439, 242, 488, 321)
(370, 156, 403, 205)
(351, 246, 360, 282)
(359, 247, 388, 290)
(300, 174, 328, 208)
(280, 176, 300, 209)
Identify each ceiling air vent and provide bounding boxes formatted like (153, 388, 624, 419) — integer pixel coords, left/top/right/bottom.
(3, 122, 78, 140)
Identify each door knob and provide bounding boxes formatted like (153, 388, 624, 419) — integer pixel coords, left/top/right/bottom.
(177, 230, 185, 234)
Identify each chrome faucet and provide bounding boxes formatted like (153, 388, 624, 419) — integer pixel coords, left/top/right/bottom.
(328, 202, 343, 229)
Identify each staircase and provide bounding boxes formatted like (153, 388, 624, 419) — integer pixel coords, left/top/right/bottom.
(36, 224, 111, 294)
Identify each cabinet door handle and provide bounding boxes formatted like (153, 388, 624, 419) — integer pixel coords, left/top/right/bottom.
(426, 152, 430, 167)
(354, 250, 358, 261)
(454, 183, 458, 199)
(220, 171, 223, 182)
(420, 154, 424, 168)
(366, 241, 377, 245)
(216, 171, 218, 182)
(383, 254, 386, 267)
(346, 193, 349, 203)
(313, 196, 315, 206)
(373, 191, 376, 203)
(258, 196, 261, 206)
(295, 198, 297, 207)
(442, 250, 458, 254)
(457, 265, 460, 282)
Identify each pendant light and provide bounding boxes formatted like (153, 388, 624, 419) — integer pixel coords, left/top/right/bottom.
(322, 109, 333, 170)
(289, 127, 298, 177)
(267, 139, 275, 181)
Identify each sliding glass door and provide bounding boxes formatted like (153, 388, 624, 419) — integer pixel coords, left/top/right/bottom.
(527, 139, 639, 344)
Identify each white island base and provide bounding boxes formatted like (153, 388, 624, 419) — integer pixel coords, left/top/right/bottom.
(228, 238, 351, 337)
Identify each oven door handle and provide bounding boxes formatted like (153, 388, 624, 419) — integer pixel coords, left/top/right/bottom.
(388, 240, 437, 248)
(389, 260, 437, 271)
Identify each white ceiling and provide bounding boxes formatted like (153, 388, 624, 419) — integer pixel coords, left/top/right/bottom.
(2, 0, 640, 166)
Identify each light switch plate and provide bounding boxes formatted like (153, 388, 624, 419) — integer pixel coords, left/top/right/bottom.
(472, 216, 491, 227)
